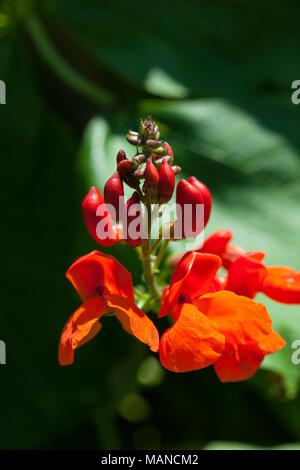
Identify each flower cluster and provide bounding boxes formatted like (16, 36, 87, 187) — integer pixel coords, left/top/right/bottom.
(59, 117, 300, 383)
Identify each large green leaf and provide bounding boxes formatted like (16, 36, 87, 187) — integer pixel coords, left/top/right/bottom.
(45, 0, 300, 100)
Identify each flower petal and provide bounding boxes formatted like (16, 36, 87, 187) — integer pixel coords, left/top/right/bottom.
(158, 252, 221, 318)
(214, 329, 286, 383)
(159, 304, 225, 372)
(104, 294, 159, 352)
(66, 250, 134, 302)
(198, 229, 232, 257)
(260, 266, 300, 304)
(214, 343, 264, 383)
(226, 254, 267, 298)
(58, 297, 105, 366)
(194, 291, 272, 346)
(257, 329, 286, 354)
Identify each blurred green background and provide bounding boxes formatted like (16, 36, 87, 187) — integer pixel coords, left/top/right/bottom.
(1, 0, 300, 450)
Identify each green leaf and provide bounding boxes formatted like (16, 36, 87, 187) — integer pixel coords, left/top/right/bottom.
(139, 98, 300, 183)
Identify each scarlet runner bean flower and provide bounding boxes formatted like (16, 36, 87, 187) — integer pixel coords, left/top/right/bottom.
(197, 230, 300, 303)
(59, 116, 298, 384)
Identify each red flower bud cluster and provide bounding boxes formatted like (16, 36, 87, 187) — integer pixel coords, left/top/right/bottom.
(81, 116, 212, 247)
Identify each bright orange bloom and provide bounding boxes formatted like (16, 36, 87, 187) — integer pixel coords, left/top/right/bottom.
(59, 249, 285, 382)
(158, 251, 285, 380)
(59, 251, 159, 365)
(59, 247, 287, 382)
(198, 230, 300, 304)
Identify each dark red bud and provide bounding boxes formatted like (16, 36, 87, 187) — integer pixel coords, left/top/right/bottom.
(175, 179, 204, 239)
(117, 160, 140, 189)
(158, 160, 175, 203)
(104, 171, 124, 220)
(82, 186, 119, 246)
(163, 142, 173, 156)
(124, 192, 143, 247)
(116, 150, 127, 164)
(117, 159, 132, 179)
(145, 158, 159, 192)
(187, 177, 212, 227)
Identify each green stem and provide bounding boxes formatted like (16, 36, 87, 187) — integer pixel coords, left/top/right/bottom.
(24, 14, 114, 106)
(155, 239, 170, 270)
(141, 200, 160, 300)
(150, 236, 162, 255)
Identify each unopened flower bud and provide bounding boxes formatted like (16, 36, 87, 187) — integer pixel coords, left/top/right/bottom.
(124, 192, 143, 248)
(174, 177, 212, 239)
(126, 132, 142, 146)
(117, 159, 132, 179)
(132, 153, 146, 169)
(117, 160, 140, 189)
(172, 165, 181, 175)
(146, 139, 162, 149)
(140, 116, 160, 140)
(163, 142, 173, 156)
(134, 162, 146, 179)
(153, 156, 173, 169)
(145, 158, 159, 193)
(153, 142, 173, 162)
(158, 160, 175, 203)
(187, 177, 212, 227)
(104, 171, 124, 220)
(152, 145, 168, 156)
(82, 186, 119, 246)
(116, 149, 127, 164)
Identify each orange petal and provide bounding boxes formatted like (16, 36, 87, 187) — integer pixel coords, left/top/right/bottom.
(198, 229, 232, 257)
(257, 329, 286, 354)
(214, 329, 286, 383)
(66, 250, 134, 302)
(222, 243, 265, 270)
(194, 291, 272, 346)
(159, 304, 225, 372)
(261, 266, 300, 304)
(226, 254, 267, 298)
(158, 252, 221, 318)
(58, 297, 105, 366)
(104, 294, 159, 352)
(214, 343, 264, 383)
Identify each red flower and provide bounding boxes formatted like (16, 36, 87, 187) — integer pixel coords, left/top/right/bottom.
(158, 251, 285, 380)
(59, 249, 285, 381)
(59, 251, 159, 365)
(199, 230, 300, 304)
